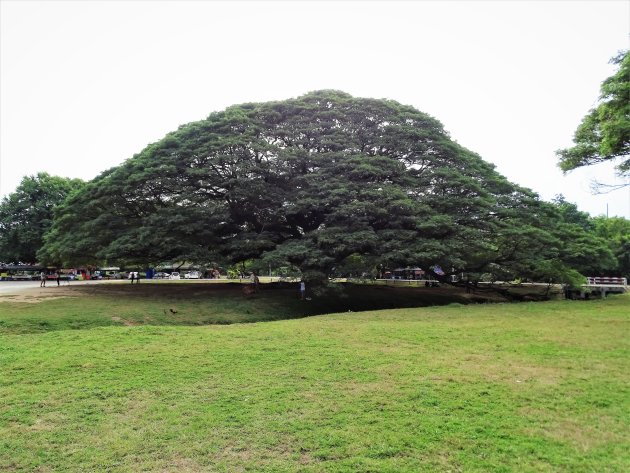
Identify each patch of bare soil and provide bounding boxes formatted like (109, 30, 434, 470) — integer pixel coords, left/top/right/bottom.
(0, 286, 78, 304)
(111, 316, 138, 326)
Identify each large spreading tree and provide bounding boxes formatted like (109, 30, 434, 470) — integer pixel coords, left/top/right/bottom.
(0, 173, 84, 264)
(40, 91, 607, 284)
(556, 50, 629, 188)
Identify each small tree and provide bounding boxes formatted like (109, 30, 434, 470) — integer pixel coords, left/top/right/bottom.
(0, 173, 84, 264)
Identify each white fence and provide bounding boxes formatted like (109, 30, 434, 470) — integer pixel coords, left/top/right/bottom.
(586, 277, 627, 286)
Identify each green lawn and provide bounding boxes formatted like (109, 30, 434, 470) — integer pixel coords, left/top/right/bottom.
(0, 286, 628, 472)
(0, 282, 483, 335)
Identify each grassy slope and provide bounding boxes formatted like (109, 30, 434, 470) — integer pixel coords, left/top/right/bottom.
(0, 291, 628, 472)
(0, 282, 481, 335)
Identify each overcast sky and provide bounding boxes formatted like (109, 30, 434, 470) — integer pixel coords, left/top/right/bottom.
(1, 0, 629, 217)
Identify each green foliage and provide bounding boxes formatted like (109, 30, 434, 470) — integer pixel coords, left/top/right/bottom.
(557, 50, 630, 181)
(547, 195, 629, 280)
(592, 215, 630, 279)
(333, 253, 377, 278)
(551, 194, 593, 231)
(40, 91, 611, 283)
(542, 196, 617, 282)
(0, 173, 84, 264)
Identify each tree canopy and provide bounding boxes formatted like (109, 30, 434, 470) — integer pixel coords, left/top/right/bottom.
(40, 91, 613, 285)
(0, 173, 84, 264)
(592, 215, 630, 280)
(556, 50, 630, 186)
(547, 195, 617, 280)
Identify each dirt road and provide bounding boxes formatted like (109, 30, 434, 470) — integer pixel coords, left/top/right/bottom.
(0, 279, 128, 303)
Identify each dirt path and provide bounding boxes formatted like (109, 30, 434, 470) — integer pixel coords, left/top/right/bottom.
(0, 280, 126, 303)
(0, 285, 76, 303)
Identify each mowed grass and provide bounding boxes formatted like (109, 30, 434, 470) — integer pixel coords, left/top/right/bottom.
(0, 282, 482, 335)
(0, 288, 628, 472)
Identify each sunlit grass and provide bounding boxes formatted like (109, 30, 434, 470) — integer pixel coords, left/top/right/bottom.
(0, 290, 628, 471)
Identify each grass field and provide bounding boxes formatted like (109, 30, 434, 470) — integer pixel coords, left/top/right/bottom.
(0, 282, 491, 335)
(0, 284, 628, 472)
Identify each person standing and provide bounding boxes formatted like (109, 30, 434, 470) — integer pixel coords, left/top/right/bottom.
(249, 272, 258, 292)
(40, 271, 46, 287)
(56, 271, 61, 286)
(299, 281, 306, 300)
(130, 271, 135, 284)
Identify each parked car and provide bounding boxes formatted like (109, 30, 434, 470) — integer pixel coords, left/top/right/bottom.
(184, 271, 201, 279)
(154, 272, 170, 279)
(169, 272, 181, 280)
(12, 273, 37, 281)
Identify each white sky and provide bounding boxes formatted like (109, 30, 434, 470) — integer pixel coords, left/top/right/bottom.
(1, 0, 629, 217)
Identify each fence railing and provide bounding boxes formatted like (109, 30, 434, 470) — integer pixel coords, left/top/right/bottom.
(586, 277, 627, 286)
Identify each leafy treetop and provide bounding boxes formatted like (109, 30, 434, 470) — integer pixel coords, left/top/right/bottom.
(40, 91, 613, 285)
(557, 50, 630, 185)
(0, 173, 84, 264)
